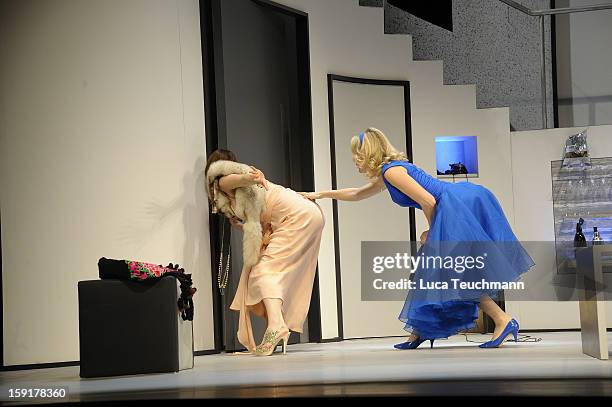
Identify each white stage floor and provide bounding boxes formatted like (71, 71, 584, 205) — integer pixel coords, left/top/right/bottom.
(2, 331, 612, 401)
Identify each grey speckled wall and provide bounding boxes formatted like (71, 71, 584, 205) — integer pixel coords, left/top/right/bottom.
(359, 0, 555, 131)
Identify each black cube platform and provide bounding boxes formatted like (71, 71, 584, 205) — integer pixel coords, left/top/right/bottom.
(78, 277, 193, 378)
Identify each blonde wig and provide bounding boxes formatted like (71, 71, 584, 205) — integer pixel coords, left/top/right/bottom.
(350, 127, 408, 179)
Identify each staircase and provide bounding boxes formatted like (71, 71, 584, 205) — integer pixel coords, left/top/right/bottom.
(359, 0, 554, 130)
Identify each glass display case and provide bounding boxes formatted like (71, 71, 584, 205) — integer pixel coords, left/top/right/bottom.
(435, 136, 478, 180)
(552, 157, 612, 274)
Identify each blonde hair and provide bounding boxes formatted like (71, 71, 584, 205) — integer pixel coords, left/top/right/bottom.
(351, 127, 408, 179)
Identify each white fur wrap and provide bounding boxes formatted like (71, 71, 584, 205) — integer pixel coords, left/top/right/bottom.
(206, 160, 266, 267)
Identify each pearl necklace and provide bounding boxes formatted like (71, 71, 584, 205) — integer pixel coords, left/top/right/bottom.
(217, 219, 231, 295)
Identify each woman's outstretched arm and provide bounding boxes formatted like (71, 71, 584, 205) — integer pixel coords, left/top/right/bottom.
(299, 177, 385, 202)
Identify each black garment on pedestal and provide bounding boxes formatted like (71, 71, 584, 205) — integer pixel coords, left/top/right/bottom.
(97, 257, 196, 321)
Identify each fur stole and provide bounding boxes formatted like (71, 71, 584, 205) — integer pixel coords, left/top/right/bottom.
(206, 160, 266, 267)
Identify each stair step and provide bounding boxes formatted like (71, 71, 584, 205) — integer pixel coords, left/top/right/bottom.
(443, 84, 477, 110)
(355, 2, 414, 61)
(408, 60, 445, 88)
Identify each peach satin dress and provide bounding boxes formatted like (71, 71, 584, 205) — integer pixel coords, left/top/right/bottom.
(229, 181, 325, 352)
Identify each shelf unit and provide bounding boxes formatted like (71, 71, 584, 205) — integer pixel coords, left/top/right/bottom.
(551, 157, 612, 274)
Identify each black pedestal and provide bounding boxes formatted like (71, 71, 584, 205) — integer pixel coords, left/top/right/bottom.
(78, 277, 193, 378)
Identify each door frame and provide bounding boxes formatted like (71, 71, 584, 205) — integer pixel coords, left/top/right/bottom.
(199, 0, 320, 352)
(326, 74, 416, 340)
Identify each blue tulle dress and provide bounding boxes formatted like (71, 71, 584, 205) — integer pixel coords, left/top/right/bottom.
(381, 160, 535, 339)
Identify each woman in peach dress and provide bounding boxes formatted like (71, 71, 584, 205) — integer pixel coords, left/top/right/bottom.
(205, 150, 325, 356)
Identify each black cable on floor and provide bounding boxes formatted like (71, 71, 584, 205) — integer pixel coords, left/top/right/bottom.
(461, 332, 542, 344)
(459, 320, 542, 343)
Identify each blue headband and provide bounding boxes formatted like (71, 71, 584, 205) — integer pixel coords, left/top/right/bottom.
(359, 132, 365, 146)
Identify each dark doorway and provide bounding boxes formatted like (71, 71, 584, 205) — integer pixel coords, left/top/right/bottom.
(200, 0, 320, 352)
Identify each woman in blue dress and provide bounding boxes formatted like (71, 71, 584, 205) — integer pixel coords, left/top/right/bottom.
(300, 127, 535, 349)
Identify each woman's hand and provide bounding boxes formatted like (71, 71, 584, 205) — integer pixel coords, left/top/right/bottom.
(229, 216, 243, 230)
(247, 166, 269, 190)
(298, 191, 323, 201)
(261, 228, 272, 250)
(419, 230, 429, 243)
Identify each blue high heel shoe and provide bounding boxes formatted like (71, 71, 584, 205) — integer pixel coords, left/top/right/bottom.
(479, 319, 519, 348)
(394, 337, 435, 350)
